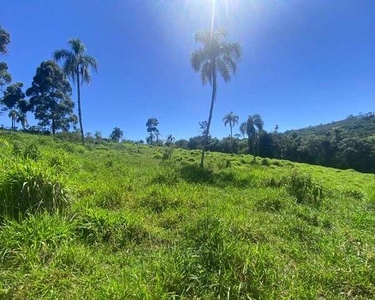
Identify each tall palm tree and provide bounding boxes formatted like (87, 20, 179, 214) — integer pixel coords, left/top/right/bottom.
(53, 39, 98, 145)
(191, 30, 242, 168)
(240, 114, 264, 162)
(223, 111, 239, 153)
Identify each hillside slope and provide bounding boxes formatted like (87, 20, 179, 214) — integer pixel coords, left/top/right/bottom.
(1, 131, 375, 299)
(284, 112, 375, 139)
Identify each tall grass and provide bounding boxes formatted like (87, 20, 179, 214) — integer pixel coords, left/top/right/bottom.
(1, 131, 375, 299)
(0, 162, 69, 221)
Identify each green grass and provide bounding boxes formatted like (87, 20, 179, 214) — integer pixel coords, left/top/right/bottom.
(1, 130, 375, 299)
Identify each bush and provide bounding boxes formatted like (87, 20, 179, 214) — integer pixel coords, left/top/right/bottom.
(261, 158, 270, 166)
(286, 170, 323, 206)
(0, 163, 69, 221)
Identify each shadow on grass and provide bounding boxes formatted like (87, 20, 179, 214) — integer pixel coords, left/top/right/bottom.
(179, 164, 254, 188)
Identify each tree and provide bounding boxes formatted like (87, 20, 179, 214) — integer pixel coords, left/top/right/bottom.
(0, 26, 10, 55)
(1, 82, 29, 129)
(0, 27, 11, 92)
(26, 60, 77, 134)
(223, 111, 239, 153)
(0, 62, 11, 91)
(53, 38, 98, 145)
(8, 109, 16, 130)
(166, 134, 175, 146)
(240, 114, 264, 162)
(110, 127, 123, 143)
(94, 130, 102, 140)
(191, 30, 242, 168)
(16, 112, 28, 130)
(146, 117, 159, 145)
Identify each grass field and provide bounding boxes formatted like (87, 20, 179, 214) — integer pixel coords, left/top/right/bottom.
(1, 131, 375, 299)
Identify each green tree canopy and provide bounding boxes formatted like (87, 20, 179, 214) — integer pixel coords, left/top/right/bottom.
(146, 117, 159, 145)
(1, 82, 29, 129)
(54, 38, 98, 145)
(0, 62, 11, 90)
(223, 111, 239, 153)
(0, 26, 10, 55)
(110, 127, 124, 143)
(26, 60, 77, 134)
(240, 114, 264, 161)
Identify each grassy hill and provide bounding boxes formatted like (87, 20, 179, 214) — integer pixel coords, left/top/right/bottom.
(1, 131, 375, 299)
(284, 112, 375, 139)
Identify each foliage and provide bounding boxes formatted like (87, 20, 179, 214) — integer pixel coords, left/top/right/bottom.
(0, 61, 11, 89)
(286, 169, 323, 206)
(26, 60, 77, 134)
(0, 26, 10, 54)
(146, 117, 159, 145)
(0, 162, 69, 221)
(240, 114, 264, 161)
(174, 112, 375, 173)
(1, 82, 29, 129)
(0, 131, 375, 299)
(109, 127, 123, 143)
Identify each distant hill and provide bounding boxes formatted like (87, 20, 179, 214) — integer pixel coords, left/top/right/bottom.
(284, 112, 375, 139)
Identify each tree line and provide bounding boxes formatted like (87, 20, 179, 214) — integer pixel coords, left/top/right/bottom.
(0, 26, 97, 146)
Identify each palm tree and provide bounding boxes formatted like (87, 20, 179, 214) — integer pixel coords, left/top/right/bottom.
(53, 38, 98, 145)
(110, 127, 124, 143)
(223, 111, 239, 153)
(191, 30, 242, 168)
(240, 114, 264, 162)
(146, 118, 159, 145)
(8, 109, 16, 130)
(16, 112, 28, 130)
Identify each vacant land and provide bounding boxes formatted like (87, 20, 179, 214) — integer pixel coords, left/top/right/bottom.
(0, 131, 375, 299)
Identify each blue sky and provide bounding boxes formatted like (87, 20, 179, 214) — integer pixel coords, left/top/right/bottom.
(1, 0, 375, 141)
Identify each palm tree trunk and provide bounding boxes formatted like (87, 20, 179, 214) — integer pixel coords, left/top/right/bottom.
(248, 136, 251, 155)
(76, 69, 85, 146)
(230, 124, 233, 154)
(253, 139, 256, 162)
(52, 117, 56, 135)
(200, 67, 217, 168)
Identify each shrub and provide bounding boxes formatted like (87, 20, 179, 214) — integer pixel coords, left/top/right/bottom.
(261, 158, 270, 166)
(161, 146, 174, 162)
(286, 170, 323, 206)
(0, 163, 69, 221)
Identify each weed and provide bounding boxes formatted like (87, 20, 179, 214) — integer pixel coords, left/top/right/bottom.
(286, 169, 323, 206)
